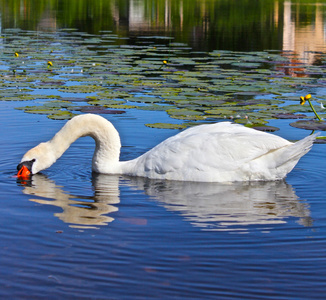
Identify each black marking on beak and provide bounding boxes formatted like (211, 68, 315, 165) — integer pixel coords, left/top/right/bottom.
(17, 159, 35, 174)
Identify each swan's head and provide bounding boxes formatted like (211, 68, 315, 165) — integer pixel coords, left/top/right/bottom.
(17, 142, 56, 176)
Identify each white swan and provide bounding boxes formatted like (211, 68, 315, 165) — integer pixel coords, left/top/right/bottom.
(17, 114, 317, 182)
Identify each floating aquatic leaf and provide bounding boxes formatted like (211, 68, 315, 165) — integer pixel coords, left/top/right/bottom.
(77, 106, 126, 114)
(59, 28, 79, 32)
(204, 108, 237, 115)
(96, 90, 132, 99)
(15, 106, 61, 115)
(233, 118, 251, 125)
(37, 81, 66, 89)
(60, 97, 90, 102)
(47, 111, 77, 120)
(0, 94, 44, 101)
(170, 114, 208, 121)
(246, 124, 280, 132)
(166, 108, 203, 117)
(274, 95, 304, 101)
(290, 120, 326, 131)
(87, 99, 126, 106)
(245, 112, 275, 121)
(273, 113, 307, 119)
(283, 104, 323, 113)
(42, 100, 72, 108)
(188, 99, 229, 107)
(315, 136, 326, 144)
(59, 85, 104, 93)
(126, 96, 162, 104)
(231, 62, 262, 68)
(145, 123, 186, 129)
(169, 42, 189, 47)
(137, 105, 172, 111)
(103, 104, 138, 109)
(1, 28, 326, 132)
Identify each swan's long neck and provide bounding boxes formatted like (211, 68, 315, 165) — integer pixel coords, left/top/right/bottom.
(49, 114, 121, 172)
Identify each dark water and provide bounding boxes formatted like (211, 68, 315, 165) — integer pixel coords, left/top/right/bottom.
(1, 0, 326, 53)
(1, 1, 326, 299)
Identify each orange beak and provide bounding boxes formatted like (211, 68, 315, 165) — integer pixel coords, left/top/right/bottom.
(17, 165, 31, 178)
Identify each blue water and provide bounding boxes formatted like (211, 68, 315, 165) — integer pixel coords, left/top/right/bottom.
(1, 100, 326, 299)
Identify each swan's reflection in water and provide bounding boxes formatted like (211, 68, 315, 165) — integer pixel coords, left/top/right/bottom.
(21, 174, 312, 231)
(130, 177, 312, 231)
(22, 174, 120, 229)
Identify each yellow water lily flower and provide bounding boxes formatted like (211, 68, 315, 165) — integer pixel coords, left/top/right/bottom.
(300, 96, 306, 105)
(15, 52, 19, 57)
(300, 94, 312, 105)
(47, 61, 53, 67)
(300, 94, 322, 121)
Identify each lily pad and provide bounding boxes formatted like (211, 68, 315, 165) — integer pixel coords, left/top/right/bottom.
(87, 99, 126, 106)
(2, 28, 326, 132)
(166, 108, 203, 118)
(204, 108, 237, 115)
(315, 136, 326, 144)
(290, 120, 326, 131)
(126, 96, 162, 104)
(15, 106, 62, 115)
(246, 124, 280, 132)
(60, 97, 90, 102)
(137, 105, 172, 111)
(78, 106, 126, 114)
(145, 123, 186, 129)
(283, 104, 323, 113)
(274, 113, 307, 119)
(47, 111, 77, 120)
(0, 94, 44, 101)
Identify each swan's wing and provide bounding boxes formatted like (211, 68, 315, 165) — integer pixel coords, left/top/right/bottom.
(134, 122, 292, 181)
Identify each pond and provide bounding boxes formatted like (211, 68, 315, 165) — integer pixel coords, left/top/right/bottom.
(1, 0, 326, 299)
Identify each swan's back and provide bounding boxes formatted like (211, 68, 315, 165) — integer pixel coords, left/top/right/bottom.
(124, 122, 315, 182)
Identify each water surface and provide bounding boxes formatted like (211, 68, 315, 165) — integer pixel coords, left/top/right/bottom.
(1, 1, 326, 299)
(1, 102, 326, 299)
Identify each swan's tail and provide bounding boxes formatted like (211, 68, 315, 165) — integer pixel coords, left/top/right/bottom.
(285, 133, 318, 161)
(250, 133, 318, 181)
(274, 133, 318, 177)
